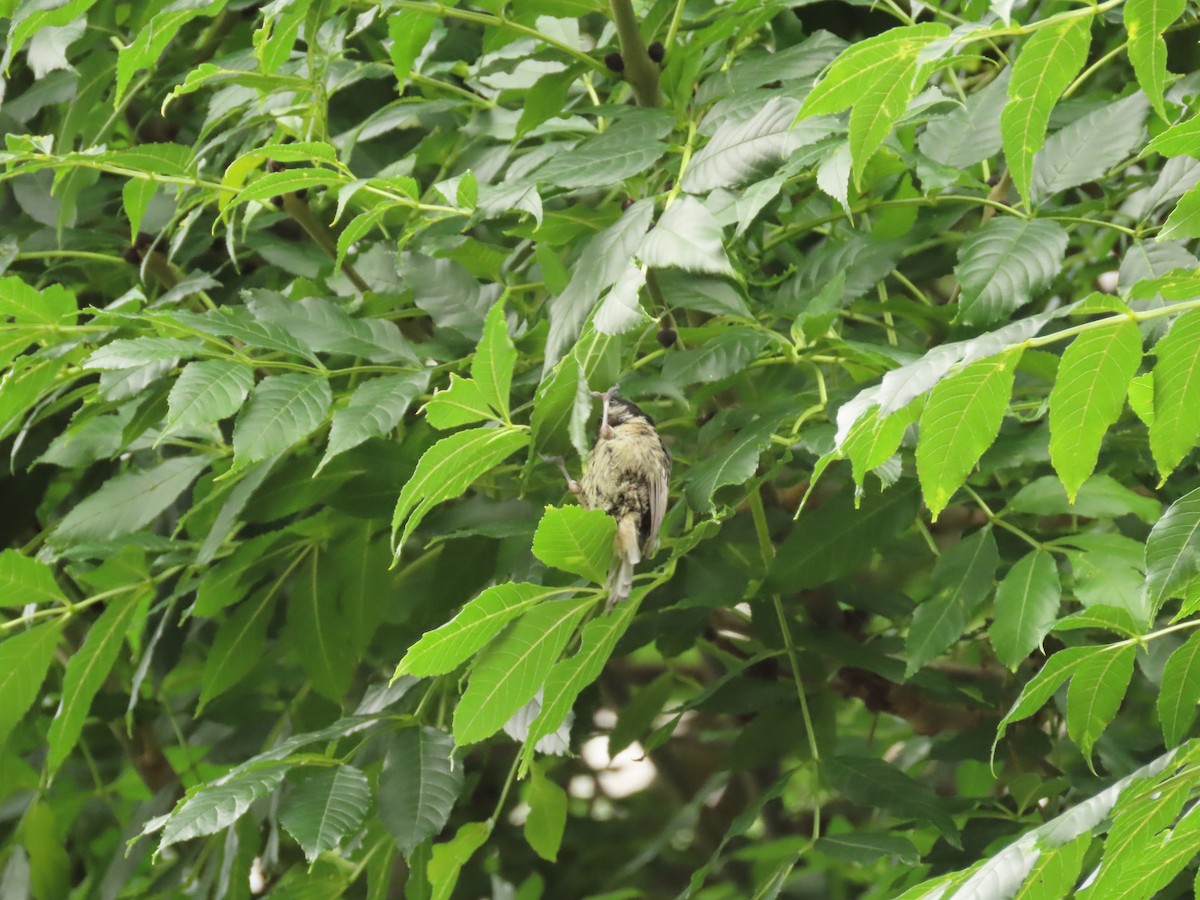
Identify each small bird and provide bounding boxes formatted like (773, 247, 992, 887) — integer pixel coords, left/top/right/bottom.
(552, 387, 671, 608)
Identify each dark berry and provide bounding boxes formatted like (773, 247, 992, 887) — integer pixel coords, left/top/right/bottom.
(135, 231, 154, 250)
(648, 42, 664, 63)
(657, 327, 677, 348)
(267, 159, 285, 173)
(604, 52, 625, 72)
(121, 246, 141, 265)
(270, 195, 284, 208)
(621, 197, 635, 210)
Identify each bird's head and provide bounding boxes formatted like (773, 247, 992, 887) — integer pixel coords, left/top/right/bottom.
(605, 396, 655, 429)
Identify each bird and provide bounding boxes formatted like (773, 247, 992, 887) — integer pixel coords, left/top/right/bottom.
(551, 387, 671, 609)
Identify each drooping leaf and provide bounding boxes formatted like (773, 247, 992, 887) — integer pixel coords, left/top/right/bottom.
(1158, 631, 1200, 745)
(0, 550, 65, 607)
(453, 596, 593, 745)
(472, 299, 517, 419)
(1031, 93, 1149, 201)
(1000, 17, 1092, 207)
(279, 765, 371, 863)
(824, 756, 959, 845)
(994, 646, 1109, 753)
(906, 527, 999, 676)
(916, 353, 1018, 519)
(1066, 644, 1135, 762)
(1145, 486, 1200, 614)
(1125, 0, 1186, 121)
(0, 620, 64, 749)
(684, 416, 781, 514)
(427, 822, 491, 900)
(378, 727, 465, 856)
(1149, 309, 1200, 480)
(524, 763, 568, 862)
(199, 594, 277, 712)
(319, 371, 429, 473)
(1048, 319, 1142, 500)
(157, 762, 291, 854)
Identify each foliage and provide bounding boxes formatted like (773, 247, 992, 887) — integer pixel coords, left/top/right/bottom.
(4, 0, 1200, 897)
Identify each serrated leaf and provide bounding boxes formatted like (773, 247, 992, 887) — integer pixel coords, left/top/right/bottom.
(639, 196, 732, 275)
(453, 596, 593, 745)
(0, 620, 64, 749)
(824, 756, 959, 845)
(906, 527, 999, 676)
(592, 263, 648, 336)
(916, 353, 1018, 519)
(158, 762, 291, 853)
(525, 763, 567, 862)
(219, 142, 339, 211)
(684, 97, 833, 193)
(1012, 833, 1090, 900)
(392, 427, 530, 553)
(47, 591, 147, 775)
(428, 821, 490, 900)
(544, 200, 654, 373)
(247, 293, 415, 365)
(1125, 0, 1186, 122)
(166, 308, 321, 366)
(1066, 643, 1135, 761)
(1048, 319, 1142, 500)
(955, 218, 1068, 326)
(280, 765, 371, 862)
(842, 404, 917, 490)
(387, 9, 435, 90)
(226, 168, 345, 214)
(532, 126, 665, 190)
(799, 23, 949, 182)
(378, 727, 464, 856)
(394, 583, 568, 678)
(0, 275, 75, 325)
(1158, 631, 1200, 745)
(918, 69, 1010, 168)
(532, 505, 615, 585)
(473, 299, 516, 419)
(1145, 116, 1200, 158)
(684, 417, 779, 513)
(1032, 93, 1149, 201)
(1146, 486, 1200, 614)
(662, 327, 768, 386)
(990, 551, 1062, 670)
(116, 0, 227, 102)
(424, 374, 495, 430)
(83, 337, 202, 370)
(1000, 17, 1092, 207)
(815, 832, 920, 866)
(0, 550, 65, 606)
(51, 457, 208, 545)
(318, 371, 429, 473)
(166, 360, 254, 433)
(231, 374, 332, 470)
(994, 646, 1104, 753)
(287, 553, 354, 702)
(1150, 309, 1200, 479)
(1159, 183, 1200, 240)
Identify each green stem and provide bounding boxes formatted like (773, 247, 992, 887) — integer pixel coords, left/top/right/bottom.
(609, 0, 660, 108)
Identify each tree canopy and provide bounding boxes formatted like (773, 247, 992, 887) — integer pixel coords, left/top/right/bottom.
(4, 0, 1200, 897)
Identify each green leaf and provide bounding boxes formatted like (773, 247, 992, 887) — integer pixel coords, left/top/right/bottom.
(609, 672, 675, 759)
(219, 142, 339, 211)
(47, 591, 147, 775)
(391, 427, 530, 553)
(544, 200, 654, 372)
(521, 602, 637, 772)
(473, 299, 516, 419)
(592, 263, 648, 336)
(662, 327, 768, 387)
(989, 551, 1061, 671)
(1066, 643, 1139, 763)
(318, 371, 429, 473)
(199, 594, 276, 712)
(1158, 631, 1200, 745)
(532, 123, 666, 190)
(1012, 833, 1090, 900)
(799, 23, 949, 182)
(424, 375, 496, 430)
(1010, 474, 1161, 523)
(0, 549, 65, 606)
(428, 822, 490, 900)
(918, 69, 1010, 169)
(994, 646, 1104, 753)
(684, 417, 780, 514)
(524, 763, 568, 862)
(1048, 319, 1142, 500)
(916, 352, 1018, 519)
(532, 505, 615, 585)
(1159, 183, 1200, 240)
(167, 308, 322, 365)
(1150, 309, 1200, 480)
(1129, 371, 1155, 426)
(1145, 116, 1200, 158)
(378, 727, 465, 856)
(51, 457, 208, 545)
(767, 482, 920, 591)
(231, 374, 332, 470)
(1000, 17, 1092, 207)
(158, 762, 291, 853)
(1125, 0, 1186, 122)
(824, 756, 959, 845)
(117, 0, 228, 102)
(279, 765, 371, 862)
(165, 360, 255, 433)
(1031, 94, 1149, 201)
(955, 219, 1068, 326)
(639, 196, 733, 275)
(226, 168, 345, 214)
(0, 620, 64, 748)
(83, 337, 202, 370)
(452, 596, 593, 745)
(815, 832, 920, 866)
(1146, 487, 1200, 613)
(842, 404, 917, 490)
(0, 275, 75, 325)
(286, 553, 355, 702)
(906, 527, 999, 676)
(684, 97, 833, 193)
(387, 10, 435, 90)
(247, 294, 414, 364)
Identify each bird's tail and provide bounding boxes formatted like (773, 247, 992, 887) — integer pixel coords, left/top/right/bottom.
(607, 516, 642, 611)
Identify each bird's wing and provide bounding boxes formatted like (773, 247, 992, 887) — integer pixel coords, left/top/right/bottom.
(646, 451, 669, 554)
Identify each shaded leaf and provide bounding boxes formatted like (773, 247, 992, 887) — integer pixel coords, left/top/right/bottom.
(378, 727, 464, 856)
(279, 765, 371, 862)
